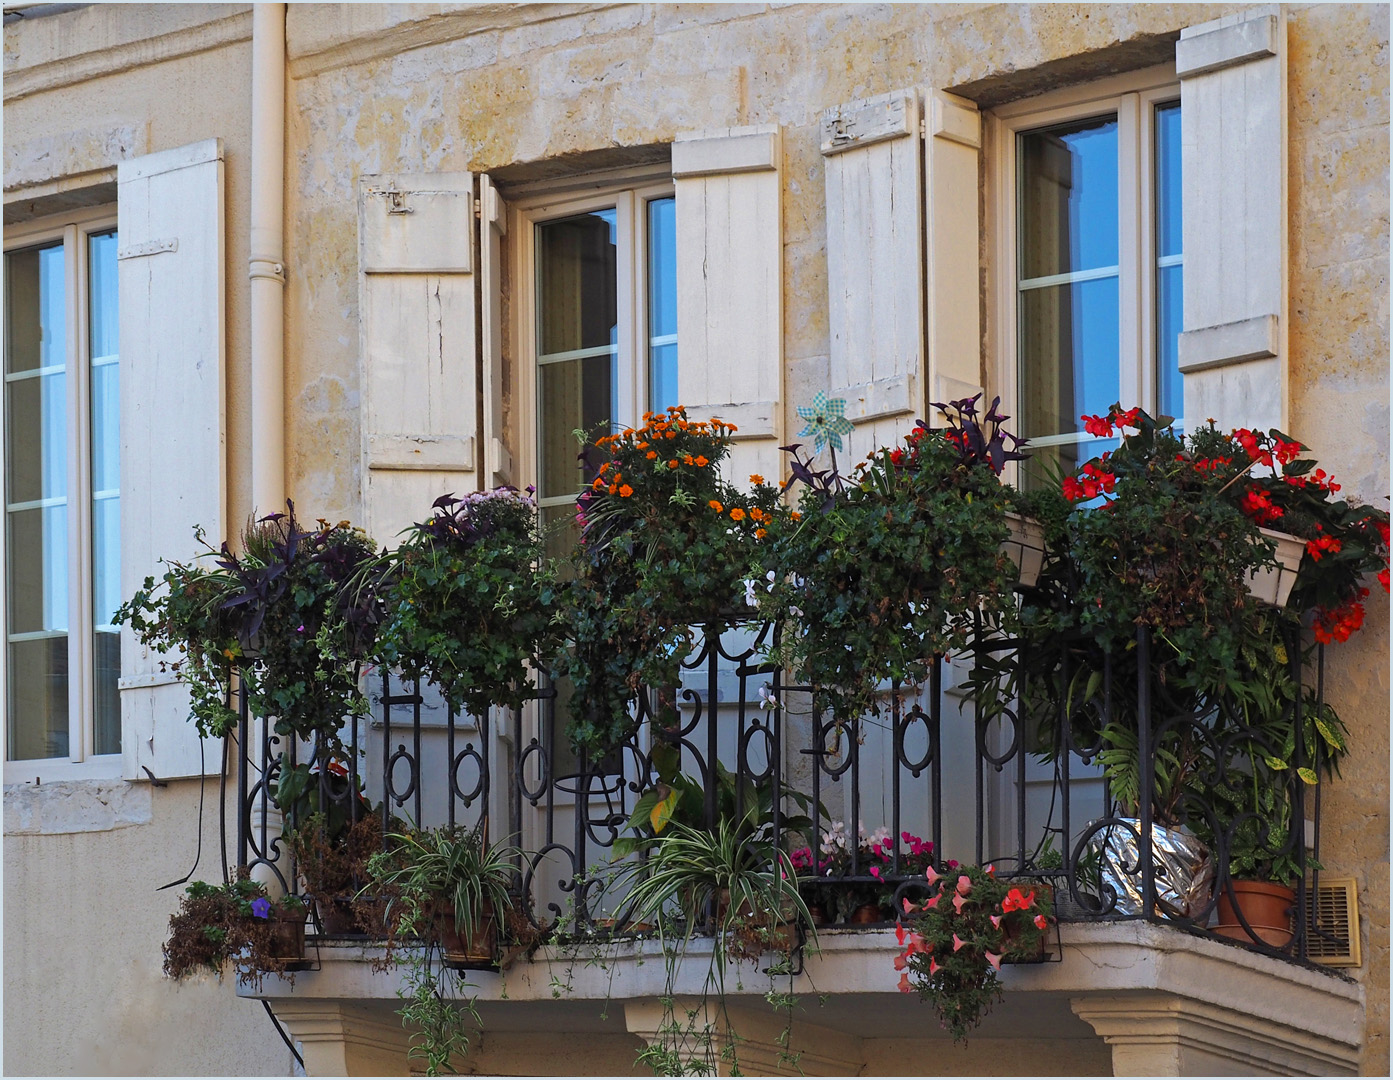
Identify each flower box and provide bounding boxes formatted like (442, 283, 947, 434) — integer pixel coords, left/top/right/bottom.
(1001, 512, 1047, 589)
(1244, 527, 1305, 608)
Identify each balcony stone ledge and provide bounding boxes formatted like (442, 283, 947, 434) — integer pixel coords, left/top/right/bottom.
(247, 919, 1363, 1076)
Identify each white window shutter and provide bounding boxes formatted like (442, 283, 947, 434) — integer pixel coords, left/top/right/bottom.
(925, 90, 984, 418)
(673, 126, 783, 487)
(821, 90, 924, 454)
(1177, 6, 1287, 431)
(479, 174, 513, 490)
(118, 138, 227, 781)
(358, 173, 479, 543)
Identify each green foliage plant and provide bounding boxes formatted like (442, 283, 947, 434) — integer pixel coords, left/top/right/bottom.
(560, 407, 786, 756)
(116, 502, 380, 745)
(615, 815, 813, 1075)
(370, 488, 557, 716)
(363, 821, 520, 1075)
(1013, 407, 1383, 827)
(896, 864, 1052, 1042)
(765, 395, 1023, 724)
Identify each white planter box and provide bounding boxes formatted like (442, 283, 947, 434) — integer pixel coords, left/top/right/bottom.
(1245, 527, 1305, 608)
(1001, 512, 1047, 588)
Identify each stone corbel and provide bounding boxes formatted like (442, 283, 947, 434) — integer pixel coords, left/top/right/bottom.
(1070, 990, 1360, 1076)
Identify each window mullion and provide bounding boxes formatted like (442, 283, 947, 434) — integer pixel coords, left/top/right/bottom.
(64, 223, 90, 764)
(1116, 92, 1144, 415)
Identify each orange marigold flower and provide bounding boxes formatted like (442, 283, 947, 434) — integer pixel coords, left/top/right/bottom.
(728, 424, 739, 433)
(592, 477, 604, 491)
(637, 441, 649, 449)
(618, 484, 634, 498)
(668, 460, 679, 468)
(646, 450, 658, 460)
(755, 528, 767, 539)
(790, 511, 801, 521)
(730, 507, 746, 521)
(683, 455, 694, 465)
(666, 431, 676, 439)
(750, 474, 765, 485)
(608, 484, 617, 495)
(708, 500, 724, 513)
(694, 456, 709, 468)
(750, 507, 765, 522)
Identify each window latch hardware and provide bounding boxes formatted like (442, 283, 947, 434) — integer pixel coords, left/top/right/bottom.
(384, 188, 413, 215)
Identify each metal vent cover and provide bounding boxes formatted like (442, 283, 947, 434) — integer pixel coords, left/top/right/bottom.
(1308, 877, 1361, 967)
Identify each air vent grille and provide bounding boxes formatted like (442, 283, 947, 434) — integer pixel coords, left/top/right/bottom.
(1307, 877, 1360, 967)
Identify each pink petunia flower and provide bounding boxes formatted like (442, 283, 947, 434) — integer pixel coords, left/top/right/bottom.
(985, 951, 1002, 972)
(952, 933, 966, 952)
(956, 875, 972, 896)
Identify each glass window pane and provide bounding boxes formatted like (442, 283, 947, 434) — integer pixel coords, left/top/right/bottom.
(1157, 263, 1183, 420)
(93, 630, 120, 756)
(1155, 103, 1182, 259)
(539, 356, 614, 497)
(648, 197, 677, 336)
(6, 372, 68, 504)
(537, 210, 617, 357)
(1019, 117, 1119, 280)
(4, 245, 66, 374)
(1019, 277, 1120, 439)
(647, 197, 678, 413)
(9, 505, 69, 634)
(8, 637, 68, 761)
(649, 342, 678, 417)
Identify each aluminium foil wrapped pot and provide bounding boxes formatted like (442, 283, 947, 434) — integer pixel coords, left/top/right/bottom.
(1087, 818, 1214, 919)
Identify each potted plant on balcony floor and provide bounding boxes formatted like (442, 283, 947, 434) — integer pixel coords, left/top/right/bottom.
(163, 878, 308, 989)
(364, 820, 521, 1075)
(763, 393, 1025, 727)
(613, 809, 814, 1076)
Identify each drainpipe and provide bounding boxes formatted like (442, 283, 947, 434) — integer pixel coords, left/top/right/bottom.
(249, 2, 286, 513)
(248, 2, 287, 895)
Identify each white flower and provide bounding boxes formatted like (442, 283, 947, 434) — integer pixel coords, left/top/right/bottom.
(743, 579, 758, 607)
(758, 683, 776, 710)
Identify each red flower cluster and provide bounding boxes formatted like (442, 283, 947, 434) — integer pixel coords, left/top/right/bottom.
(1313, 591, 1369, 644)
(1233, 428, 1304, 468)
(1239, 486, 1284, 527)
(1306, 533, 1343, 562)
(1063, 462, 1117, 502)
(1001, 887, 1036, 913)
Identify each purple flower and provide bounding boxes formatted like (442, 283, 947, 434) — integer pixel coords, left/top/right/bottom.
(296, 624, 305, 633)
(250, 897, 271, 919)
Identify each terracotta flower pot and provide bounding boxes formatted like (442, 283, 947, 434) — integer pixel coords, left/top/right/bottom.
(1214, 879, 1295, 948)
(315, 897, 359, 935)
(850, 902, 884, 925)
(435, 903, 498, 969)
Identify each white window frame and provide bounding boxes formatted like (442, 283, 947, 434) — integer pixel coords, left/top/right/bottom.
(3, 203, 122, 783)
(989, 63, 1182, 474)
(510, 167, 676, 520)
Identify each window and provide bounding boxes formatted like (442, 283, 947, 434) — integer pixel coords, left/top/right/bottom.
(992, 67, 1181, 484)
(517, 178, 677, 556)
(3, 208, 120, 770)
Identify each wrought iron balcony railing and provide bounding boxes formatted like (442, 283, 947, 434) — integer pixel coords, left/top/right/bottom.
(233, 619, 1344, 966)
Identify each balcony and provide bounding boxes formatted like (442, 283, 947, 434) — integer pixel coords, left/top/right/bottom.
(231, 619, 1364, 1076)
